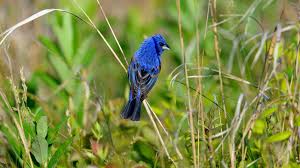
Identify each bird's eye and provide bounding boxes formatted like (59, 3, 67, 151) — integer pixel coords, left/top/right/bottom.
(159, 42, 164, 46)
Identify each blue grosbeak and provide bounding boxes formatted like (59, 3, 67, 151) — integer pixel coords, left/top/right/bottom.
(121, 34, 170, 121)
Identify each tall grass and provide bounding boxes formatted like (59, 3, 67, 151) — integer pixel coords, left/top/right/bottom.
(0, 0, 300, 167)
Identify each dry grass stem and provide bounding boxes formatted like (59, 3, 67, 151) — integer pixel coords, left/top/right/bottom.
(143, 101, 176, 165)
(210, 0, 227, 119)
(71, 0, 127, 72)
(176, 0, 197, 167)
(95, 0, 129, 66)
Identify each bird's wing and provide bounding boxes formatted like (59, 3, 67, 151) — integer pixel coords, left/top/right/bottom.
(128, 59, 160, 99)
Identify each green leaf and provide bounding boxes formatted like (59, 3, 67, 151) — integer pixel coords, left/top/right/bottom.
(23, 118, 35, 140)
(37, 116, 48, 138)
(133, 140, 155, 163)
(73, 84, 84, 126)
(253, 119, 265, 134)
(32, 72, 68, 100)
(31, 135, 48, 165)
(0, 124, 21, 155)
(73, 36, 94, 68)
(48, 54, 72, 81)
(260, 106, 277, 118)
(34, 107, 44, 121)
(38, 36, 61, 56)
(47, 116, 68, 144)
(48, 138, 72, 168)
(92, 122, 103, 140)
(266, 131, 291, 143)
(53, 14, 74, 64)
(48, 54, 74, 93)
(81, 48, 96, 67)
(33, 71, 59, 89)
(295, 116, 300, 127)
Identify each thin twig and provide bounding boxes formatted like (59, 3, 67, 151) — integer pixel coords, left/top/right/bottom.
(176, 0, 197, 167)
(143, 101, 176, 165)
(145, 100, 183, 160)
(95, 0, 129, 66)
(210, 0, 227, 118)
(193, 0, 204, 166)
(71, 0, 127, 72)
(145, 101, 169, 137)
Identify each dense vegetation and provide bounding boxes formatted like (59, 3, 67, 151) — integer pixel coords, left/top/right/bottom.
(0, 0, 300, 167)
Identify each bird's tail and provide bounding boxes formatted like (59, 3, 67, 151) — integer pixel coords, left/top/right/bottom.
(121, 98, 141, 121)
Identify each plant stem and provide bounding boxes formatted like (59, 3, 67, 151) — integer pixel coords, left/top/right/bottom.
(176, 0, 197, 167)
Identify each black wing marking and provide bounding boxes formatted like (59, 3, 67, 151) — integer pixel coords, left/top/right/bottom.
(128, 60, 160, 100)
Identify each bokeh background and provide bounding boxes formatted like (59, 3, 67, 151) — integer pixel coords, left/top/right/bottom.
(0, 0, 300, 167)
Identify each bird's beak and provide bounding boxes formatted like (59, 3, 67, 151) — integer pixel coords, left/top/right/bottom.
(162, 44, 170, 50)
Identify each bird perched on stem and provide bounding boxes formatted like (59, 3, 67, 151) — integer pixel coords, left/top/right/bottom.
(121, 34, 170, 121)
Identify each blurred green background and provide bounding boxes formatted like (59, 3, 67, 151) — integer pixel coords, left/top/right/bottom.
(0, 0, 300, 167)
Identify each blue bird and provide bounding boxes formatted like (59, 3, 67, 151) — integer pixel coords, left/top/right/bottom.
(121, 34, 170, 121)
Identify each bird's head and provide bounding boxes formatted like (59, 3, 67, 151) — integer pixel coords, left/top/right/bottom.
(152, 34, 170, 55)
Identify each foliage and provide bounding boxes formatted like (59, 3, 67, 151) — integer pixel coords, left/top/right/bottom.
(0, 0, 300, 167)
